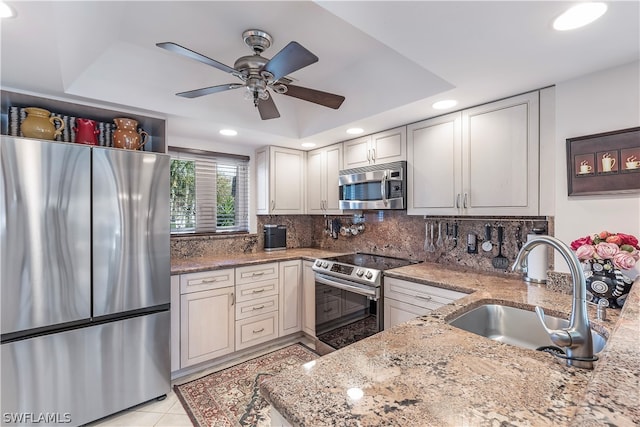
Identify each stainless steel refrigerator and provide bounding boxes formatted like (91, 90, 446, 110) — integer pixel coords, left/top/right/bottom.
(1, 136, 171, 426)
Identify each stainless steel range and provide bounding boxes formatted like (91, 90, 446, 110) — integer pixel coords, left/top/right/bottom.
(312, 253, 418, 351)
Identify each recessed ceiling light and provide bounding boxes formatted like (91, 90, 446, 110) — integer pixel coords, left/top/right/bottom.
(432, 100, 458, 110)
(346, 128, 364, 135)
(301, 142, 316, 148)
(0, 1, 15, 18)
(553, 2, 608, 31)
(219, 129, 237, 136)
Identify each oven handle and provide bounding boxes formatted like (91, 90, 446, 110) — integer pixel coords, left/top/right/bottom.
(315, 274, 379, 299)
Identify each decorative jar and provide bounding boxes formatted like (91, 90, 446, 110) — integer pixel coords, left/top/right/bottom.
(20, 107, 65, 140)
(583, 259, 634, 308)
(113, 118, 149, 150)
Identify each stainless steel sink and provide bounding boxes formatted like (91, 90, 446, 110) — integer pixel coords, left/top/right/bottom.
(448, 304, 607, 354)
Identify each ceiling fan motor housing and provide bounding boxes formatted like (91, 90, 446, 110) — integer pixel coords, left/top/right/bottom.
(242, 29, 273, 54)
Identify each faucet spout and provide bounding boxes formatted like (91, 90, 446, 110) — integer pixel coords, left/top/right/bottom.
(512, 235, 595, 369)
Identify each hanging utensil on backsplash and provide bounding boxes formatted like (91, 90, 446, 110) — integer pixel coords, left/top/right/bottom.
(436, 222, 444, 248)
(481, 224, 493, 252)
(429, 222, 436, 252)
(452, 222, 459, 248)
(424, 223, 430, 251)
(515, 224, 523, 250)
(492, 224, 510, 269)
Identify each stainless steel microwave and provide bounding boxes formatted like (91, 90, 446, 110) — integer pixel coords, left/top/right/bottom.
(338, 161, 406, 210)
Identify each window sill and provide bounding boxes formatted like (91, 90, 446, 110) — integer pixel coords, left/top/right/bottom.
(171, 231, 254, 240)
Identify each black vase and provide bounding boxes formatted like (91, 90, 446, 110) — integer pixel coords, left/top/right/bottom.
(583, 259, 634, 308)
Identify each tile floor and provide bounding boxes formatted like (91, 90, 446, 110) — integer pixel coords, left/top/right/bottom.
(88, 338, 315, 426)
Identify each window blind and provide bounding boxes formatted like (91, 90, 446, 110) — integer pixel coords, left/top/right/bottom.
(169, 147, 249, 234)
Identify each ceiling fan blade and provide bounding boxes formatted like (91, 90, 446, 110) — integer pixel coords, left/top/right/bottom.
(156, 42, 239, 76)
(261, 42, 318, 82)
(282, 84, 345, 109)
(257, 92, 280, 120)
(176, 83, 244, 99)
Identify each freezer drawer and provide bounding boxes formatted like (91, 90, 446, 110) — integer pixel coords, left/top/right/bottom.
(92, 148, 170, 316)
(1, 137, 91, 335)
(1, 311, 170, 426)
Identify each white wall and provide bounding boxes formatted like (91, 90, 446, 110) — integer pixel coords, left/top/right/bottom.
(554, 61, 640, 272)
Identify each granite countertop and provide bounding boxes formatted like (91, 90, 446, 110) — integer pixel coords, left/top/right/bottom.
(170, 248, 348, 275)
(260, 262, 639, 426)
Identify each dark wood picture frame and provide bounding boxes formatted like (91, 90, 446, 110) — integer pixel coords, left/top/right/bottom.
(567, 127, 640, 196)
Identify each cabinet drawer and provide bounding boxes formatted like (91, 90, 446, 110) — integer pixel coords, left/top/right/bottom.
(236, 279, 279, 302)
(236, 263, 278, 285)
(235, 294, 279, 320)
(235, 312, 278, 350)
(180, 269, 234, 294)
(384, 277, 467, 310)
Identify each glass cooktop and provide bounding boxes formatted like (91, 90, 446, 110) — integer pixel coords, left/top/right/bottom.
(326, 253, 418, 271)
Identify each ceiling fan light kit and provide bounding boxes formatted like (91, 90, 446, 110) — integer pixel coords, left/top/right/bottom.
(157, 29, 345, 120)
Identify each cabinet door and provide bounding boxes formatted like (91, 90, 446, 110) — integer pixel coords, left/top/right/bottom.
(371, 126, 406, 164)
(271, 147, 305, 214)
(255, 147, 269, 214)
(384, 298, 431, 329)
(324, 144, 343, 213)
(180, 287, 234, 368)
(306, 149, 324, 214)
(407, 113, 462, 215)
(343, 135, 372, 168)
(256, 146, 305, 214)
(302, 261, 316, 337)
(279, 260, 302, 336)
(462, 91, 539, 215)
(170, 275, 180, 373)
(307, 144, 343, 215)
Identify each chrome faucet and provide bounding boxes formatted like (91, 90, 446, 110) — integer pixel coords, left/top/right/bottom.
(511, 235, 595, 369)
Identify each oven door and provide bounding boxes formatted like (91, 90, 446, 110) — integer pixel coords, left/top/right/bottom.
(314, 273, 381, 351)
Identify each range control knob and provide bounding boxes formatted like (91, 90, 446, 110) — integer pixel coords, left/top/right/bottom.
(315, 260, 322, 267)
(355, 269, 364, 277)
(322, 262, 329, 269)
(365, 270, 374, 280)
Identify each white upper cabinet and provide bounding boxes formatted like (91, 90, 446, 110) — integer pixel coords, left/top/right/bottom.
(256, 146, 306, 215)
(408, 112, 462, 214)
(307, 143, 343, 214)
(343, 127, 406, 168)
(408, 91, 540, 216)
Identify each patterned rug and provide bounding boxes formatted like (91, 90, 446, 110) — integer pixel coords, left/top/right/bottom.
(317, 315, 378, 350)
(174, 343, 318, 427)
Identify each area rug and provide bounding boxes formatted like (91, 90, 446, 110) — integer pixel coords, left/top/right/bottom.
(317, 315, 378, 350)
(174, 343, 318, 427)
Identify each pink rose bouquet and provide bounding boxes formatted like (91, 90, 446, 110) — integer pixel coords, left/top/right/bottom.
(571, 230, 640, 270)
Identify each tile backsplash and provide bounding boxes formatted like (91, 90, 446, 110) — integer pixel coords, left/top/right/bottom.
(172, 211, 552, 278)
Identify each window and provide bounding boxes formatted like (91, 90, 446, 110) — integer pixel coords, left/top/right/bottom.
(169, 147, 249, 234)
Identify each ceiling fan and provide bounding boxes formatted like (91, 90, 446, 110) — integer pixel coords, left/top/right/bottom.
(156, 29, 345, 120)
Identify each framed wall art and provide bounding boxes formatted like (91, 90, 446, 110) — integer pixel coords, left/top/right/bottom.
(567, 127, 640, 196)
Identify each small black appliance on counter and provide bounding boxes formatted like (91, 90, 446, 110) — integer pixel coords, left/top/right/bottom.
(264, 224, 286, 251)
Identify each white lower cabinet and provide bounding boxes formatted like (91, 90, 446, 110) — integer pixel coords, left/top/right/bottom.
(279, 260, 302, 336)
(302, 261, 316, 337)
(170, 275, 180, 373)
(172, 260, 306, 371)
(384, 277, 467, 329)
(179, 270, 235, 368)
